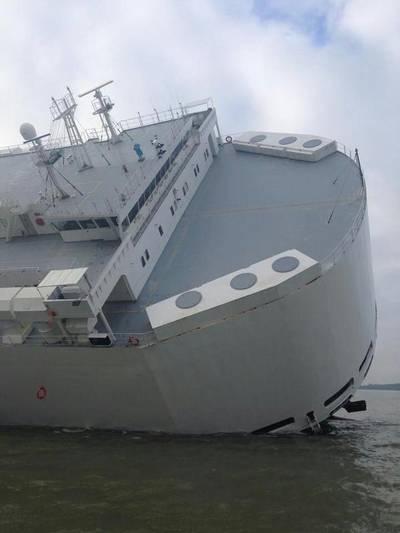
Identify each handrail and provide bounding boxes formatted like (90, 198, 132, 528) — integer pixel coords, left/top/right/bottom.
(1, 330, 157, 348)
(320, 160, 367, 272)
(118, 100, 213, 132)
(0, 100, 212, 157)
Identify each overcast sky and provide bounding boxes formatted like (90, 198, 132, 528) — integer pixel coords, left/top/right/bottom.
(0, 0, 398, 382)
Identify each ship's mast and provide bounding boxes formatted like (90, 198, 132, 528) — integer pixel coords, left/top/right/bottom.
(23, 131, 70, 201)
(79, 80, 120, 144)
(50, 87, 93, 171)
(20, 123, 84, 206)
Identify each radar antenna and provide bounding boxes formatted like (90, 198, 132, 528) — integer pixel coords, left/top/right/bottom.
(79, 80, 120, 144)
(50, 87, 93, 171)
(20, 123, 82, 204)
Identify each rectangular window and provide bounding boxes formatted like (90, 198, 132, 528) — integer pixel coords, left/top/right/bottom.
(174, 200, 178, 210)
(141, 256, 146, 267)
(170, 206, 174, 215)
(183, 187, 186, 196)
(158, 225, 164, 236)
(53, 220, 80, 231)
(94, 218, 110, 228)
(78, 219, 96, 229)
(185, 182, 189, 191)
(139, 193, 146, 208)
(110, 217, 118, 226)
(196, 164, 200, 173)
(145, 249, 150, 260)
(194, 168, 197, 177)
(122, 217, 129, 231)
(128, 203, 139, 222)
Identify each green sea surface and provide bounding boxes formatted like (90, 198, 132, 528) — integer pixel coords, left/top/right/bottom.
(0, 390, 399, 533)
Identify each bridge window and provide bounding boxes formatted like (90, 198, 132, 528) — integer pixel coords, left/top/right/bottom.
(128, 203, 139, 222)
(95, 218, 110, 228)
(53, 220, 80, 231)
(79, 219, 96, 229)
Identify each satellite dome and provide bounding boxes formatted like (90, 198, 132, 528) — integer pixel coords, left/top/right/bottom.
(19, 123, 37, 141)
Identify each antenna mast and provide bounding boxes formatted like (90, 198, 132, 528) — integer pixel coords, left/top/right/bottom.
(50, 87, 93, 170)
(79, 80, 120, 144)
(23, 132, 70, 201)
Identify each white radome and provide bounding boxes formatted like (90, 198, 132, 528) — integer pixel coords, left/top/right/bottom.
(19, 122, 37, 141)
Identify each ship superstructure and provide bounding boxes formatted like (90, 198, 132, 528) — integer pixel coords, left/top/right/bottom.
(0, 82, 376, 433)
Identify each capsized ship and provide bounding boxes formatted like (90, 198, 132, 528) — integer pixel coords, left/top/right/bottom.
(0, 81, 376, 433)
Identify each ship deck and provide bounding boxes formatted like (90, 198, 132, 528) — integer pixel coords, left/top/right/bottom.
(104, 143, 364, 335)
(0, 234, 118, 288)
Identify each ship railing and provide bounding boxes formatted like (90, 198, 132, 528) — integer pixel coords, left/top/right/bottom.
(0, 144, 30, 156)
(336, 142, 355, 160)
(0, 98, 213, 156)
(321, 143, 367, 270)
(0, 135, 90, 157)
(1, 330, 157, 348)
(321, 181, 367, 272)
(118, 98, 213, 132)
(114, 331, 157, 347)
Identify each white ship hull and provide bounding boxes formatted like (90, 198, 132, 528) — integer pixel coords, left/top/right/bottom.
(0, 215, 376, 434)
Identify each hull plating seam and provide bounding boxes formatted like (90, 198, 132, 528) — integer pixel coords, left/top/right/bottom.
(359, 342, 373, 372)
(252, 417, 295, 434)
(324, 378, 355, 407)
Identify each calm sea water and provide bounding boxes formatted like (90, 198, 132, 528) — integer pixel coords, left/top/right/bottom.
(0, 390, 399, 533)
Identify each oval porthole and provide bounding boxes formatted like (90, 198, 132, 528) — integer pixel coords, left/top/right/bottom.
(230, 272, 258, 290)
(249, 134, 267, 143)
(303, 139, 322, 148)
(279, 136, 297, 145)
(272, 256, 300, 273)
(175, 290, 202, 309)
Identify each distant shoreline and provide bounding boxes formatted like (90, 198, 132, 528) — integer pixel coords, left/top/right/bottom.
(361, 383, 400, 391)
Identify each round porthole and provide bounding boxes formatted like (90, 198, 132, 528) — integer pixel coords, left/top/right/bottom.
(230, 272, 258, 290)
(249, 134, 267, 143)
(279, 136, 297, 145)
(303, 139, 322, 148)
(176, 290, 202, 309)
(272, 256, 300, 273)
